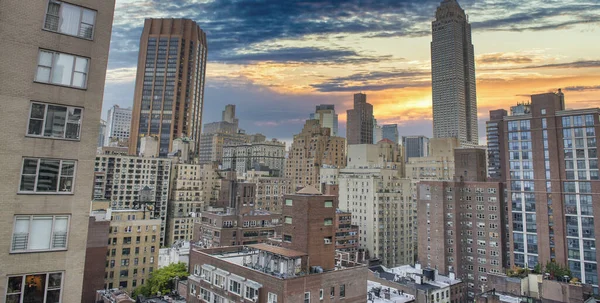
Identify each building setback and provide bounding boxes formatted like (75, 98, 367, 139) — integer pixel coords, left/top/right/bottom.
(0, 0, 115, 301)
(310, 104, 339, 137)
(491, 90, 599, 292)
(431, 0, 478, 145)
(347, 93, 374, 144)
(418, 148, 506, 299)
(187, 187, 368, 303)
(129, 18, 208, 157)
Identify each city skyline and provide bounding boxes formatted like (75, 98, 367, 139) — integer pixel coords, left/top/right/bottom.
(104, 0, 600, 143)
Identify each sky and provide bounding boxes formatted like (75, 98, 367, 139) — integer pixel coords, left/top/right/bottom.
(103, 0, 600, 144)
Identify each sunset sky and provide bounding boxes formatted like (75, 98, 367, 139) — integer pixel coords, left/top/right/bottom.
(103, 0, 600, 143)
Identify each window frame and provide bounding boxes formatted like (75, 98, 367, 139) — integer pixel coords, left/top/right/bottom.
(11, 214, 71, 253)
(26, 101, 83, 141)
(18, 157, 77, 194)
(34, 49, 90, 89)
(43, 0, 97, 40)
(5, 271, 64, 303)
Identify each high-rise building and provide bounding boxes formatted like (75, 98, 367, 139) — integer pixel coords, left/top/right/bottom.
(486, 109, 508, 181)
(99, 120, 107, 147)
(337, 144, 413, 267)
(403, 135, 430, 161)
(0, 0, 115, 301)
(285, 120, 346, 190)
(129, 18, 208, 157)
(347, 93, 374, 144)
(187, 187, 368, 303)
(373, 119, 382, 144)
(431, 0, 478, 146)
(94, 155, 172, 245)
(381, 124, 399, 144)
(245, 169, 293, 213)
(203, 104, 239, 135)
(105, 105, 132, 146)
(310, 104, 339, 136)
(418, 148, 506, 299)
(492, 90, 599, 292)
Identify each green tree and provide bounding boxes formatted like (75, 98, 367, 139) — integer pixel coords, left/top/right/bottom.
(544, 261, 571, 280)
(132, 262, 189, 298)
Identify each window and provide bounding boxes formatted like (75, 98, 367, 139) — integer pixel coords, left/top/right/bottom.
(304, 292, 310, 303)
(330, 286, 335, 297)
(284, 216, 292, 224)
(324, 201, 333, 208)
(319, 289, 324, 300)
(11, 215, 69, 252)
(190, 283, 197, 295)
(245, 286, 258, 300)
(201, 268, 212, 283)
(35, 50, 89, 88)
(340, 284, 345, 298)
(285, 199, 293, 206)
(324, 218, 333, 226)
(214, 274, 225, 288)
(44, 1, 96, 39)
(283, 234, 292, 242)
(229, 280, 241, 295)
(20, 158, 76, 193)
(268, 293, 278, 303)
(324, 236, 332, 244)
(27, 102, 82, 140)
(6, 272, 62, 303)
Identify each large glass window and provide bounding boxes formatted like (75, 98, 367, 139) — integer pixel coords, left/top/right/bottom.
(44, 1, 96, 39)
(19, 158, 76, 193)
(6, 272, 63, 303)
(27, 102, 82, 140)
(11, 215, 69, 253)
(35, 50, 89, 88)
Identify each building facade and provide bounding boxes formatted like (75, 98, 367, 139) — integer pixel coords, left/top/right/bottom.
(105, 104, 132, 146)
(431, 0, 478, 145)
(0, 0, 115, 301)
(491, 90, 599, 293)
(103, 209, 161, 293)
(222, 140, 286, 176)
(418, 148, 506, 299)
(129, 19, 208, 156)
(347, 93, 374, 145)
(246, 170, 293, 213)
(187, 188, 368, 303)
(286, 119, 346, 190)
(99, 119, 107, 147)
(381, 124, 399, 144)
(310, 104, 339, 137)
(486, 110, 508, 181)
(335, 210, 360, 261)
(403, 135, 430, 161)
(94, 155, 172, 245)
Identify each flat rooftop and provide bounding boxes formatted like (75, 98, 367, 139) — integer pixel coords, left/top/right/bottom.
(246, 243, 306, 258)
(368, 280, 415, 303)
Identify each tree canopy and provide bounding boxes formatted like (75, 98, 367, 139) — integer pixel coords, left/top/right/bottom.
(132, 262, 189, 298)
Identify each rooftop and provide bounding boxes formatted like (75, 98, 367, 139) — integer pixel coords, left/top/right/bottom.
(370, 264, 461, 291)
(246, 243, 307, 258)
(367, 280, 415, 303)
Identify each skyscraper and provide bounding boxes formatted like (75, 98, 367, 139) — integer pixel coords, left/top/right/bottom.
(402, 135, 430, 161)
(431, 0, 478, 146)
(347, 93, 374, 144)
(492, 90, 600, 292)
(104, 104, 132, 146)
(382, 124, 399, 144)
(129, 18, 207, 157)
(0, 0, 115, 301)
(310, 104, 339, 136)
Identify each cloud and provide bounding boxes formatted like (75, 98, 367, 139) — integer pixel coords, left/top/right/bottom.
(477, 53, 534, 65)
(563, 85, 600, 92)
(311, 70, 430, 92)
(216, 47, 392, 64)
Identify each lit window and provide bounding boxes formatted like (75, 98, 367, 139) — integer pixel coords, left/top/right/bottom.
(27, 102, 82, 140)
(6, 272, 63, 303)
(19, 158, 76, 193)
(44, 1, 96, 39)
(11, 215, 69, 253)
(35, 50, 89, 88)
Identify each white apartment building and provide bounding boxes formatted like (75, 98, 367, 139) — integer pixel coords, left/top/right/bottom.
(104, 105, 132, 146)
(222, 140, 286, 176)
(94, 155, 171, 245)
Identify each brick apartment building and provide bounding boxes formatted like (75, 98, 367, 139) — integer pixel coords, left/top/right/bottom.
(418, 148, 506, 298)
(0, 0, 115, 301)
(187, 187, 367, 302)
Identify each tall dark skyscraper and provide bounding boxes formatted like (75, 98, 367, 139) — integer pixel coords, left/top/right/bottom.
(346, 93, 374, 144)
(431, 0, 478, 146)
(129, 18, 207, 157)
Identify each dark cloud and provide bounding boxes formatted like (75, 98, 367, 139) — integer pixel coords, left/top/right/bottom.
(477, 53, 533, 65)
(310, 70, 430, 92)
(484, 60, 600, 71)
(563, 85, 600, 92)
(217, 47, 392, 64)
